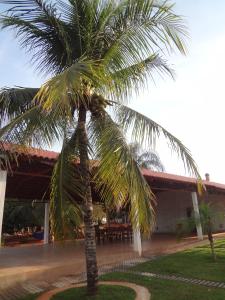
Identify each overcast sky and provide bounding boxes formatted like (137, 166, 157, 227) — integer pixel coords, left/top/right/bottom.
(0, 0, 225, 183)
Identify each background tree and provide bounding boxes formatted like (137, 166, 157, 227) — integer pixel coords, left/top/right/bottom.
(2, 201, 44, 234)
(199, 202, 217, 261)
(176, 202, 221, 261)
(129, 143, 164, 172)
(0, 0, 200, 295)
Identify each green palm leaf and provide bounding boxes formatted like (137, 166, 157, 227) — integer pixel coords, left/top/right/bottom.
(35, 59, 109, 115)
(103, 0, 187, 69)
(0, 87, 38, 126)
(106, 54, 174, 101)
(1, 0, 75, 74)
(90, 112, 155, 233)
(0, 0, 197, 293)
(115, 104, 200, 178)
(0, 105, 65, 148)
(50, 129, 83, 240)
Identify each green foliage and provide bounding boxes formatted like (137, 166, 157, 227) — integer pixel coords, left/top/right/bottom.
(3, 201, 44, 233)
(176, 202, 222, 260)
(0, 0, 200, 238)
(101, 272, 225, 300)
(130, 238, 225, 283)
(50, 129, 83, 240)
(176, 202, 220, 235)
(93, 205, 106, 224)
(52, 285, 135, 300)
(199, 202, 221, 232)
(90, 112, 155, 232)
(0, 87, 38, 126)
(115, 105, 199, 177)
(198, 202, 218, 261)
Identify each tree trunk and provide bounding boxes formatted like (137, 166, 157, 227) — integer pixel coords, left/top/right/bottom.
(78, 107, 98, 295)
(207, 220, 216, 261)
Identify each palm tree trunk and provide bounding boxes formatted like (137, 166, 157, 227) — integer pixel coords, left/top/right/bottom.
(207, 221, 216, 261)
(78, 107, 98, 295)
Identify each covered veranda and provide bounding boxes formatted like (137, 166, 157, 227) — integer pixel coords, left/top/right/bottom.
(1, 144, 225, 289)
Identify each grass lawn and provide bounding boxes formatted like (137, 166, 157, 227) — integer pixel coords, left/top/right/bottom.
(18, 239, 225, 300)
(131, 238, 225, 282)
(51, 285, 135, 300)
(101, 272, 225, 300)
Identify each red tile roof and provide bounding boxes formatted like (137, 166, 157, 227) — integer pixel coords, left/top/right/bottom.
(2, 143, 225, 193)
(142, 169, 225, 193)
(1, 143, 58, 161)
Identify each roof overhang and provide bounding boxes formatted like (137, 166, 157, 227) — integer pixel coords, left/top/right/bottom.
(1, 143, 225, 200)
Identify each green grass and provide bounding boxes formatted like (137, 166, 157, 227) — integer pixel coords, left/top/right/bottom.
(19, 239, 225, 300)
(51, 285, 135, 300)
(131, 238, 225, 282)
(101, 272, 225, 300)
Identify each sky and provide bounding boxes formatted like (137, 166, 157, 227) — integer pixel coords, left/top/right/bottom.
(0, 0, 225, 183)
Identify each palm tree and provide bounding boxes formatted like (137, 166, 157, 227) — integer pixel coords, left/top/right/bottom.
(129, 143, 164, 171)
(3, 202, 44, 233)
(199, 202, 217, 261)
(177, 202, 219, 261)
(0, 0, 200, 295)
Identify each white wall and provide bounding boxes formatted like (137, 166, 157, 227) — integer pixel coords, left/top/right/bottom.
(154, 190, 191, 233)
(203, 194, 225, 232)
(154, 190, 225, 233)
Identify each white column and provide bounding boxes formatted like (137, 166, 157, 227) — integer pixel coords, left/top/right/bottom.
(133, 226, 142, 256)
(0, 171, 7, 247)
(44, 202, 50, 244)
(191, 192, 203, 240)
(132, 205, 142, 256)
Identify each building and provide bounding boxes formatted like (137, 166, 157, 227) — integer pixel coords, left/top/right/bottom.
(1, 144, 225, 251)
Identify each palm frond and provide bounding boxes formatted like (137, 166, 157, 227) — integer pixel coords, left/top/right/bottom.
(89, 111, 155, 234)
(106, 54, 174, 102)
(128, 142, 142, 161)
(57, 0, 83, 54)
(35, 59, 109, 114)
(0, 87, 38, 126)
(129, 142, 164, 172)
(138, 151, 165, 172)
(102, 0, 187, 71)
(115, 104, 200, 178)
(0, 105, 66, 148)
(0, 0, 76, 75)
(50, 129, 83, 240)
